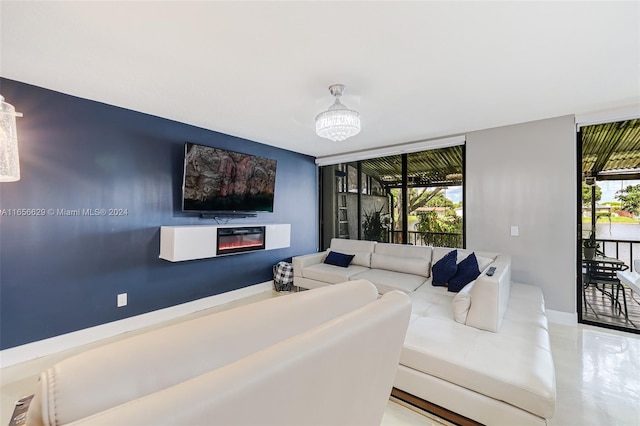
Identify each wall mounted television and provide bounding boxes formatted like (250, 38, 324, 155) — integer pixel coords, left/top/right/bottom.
(182, 142, 277, 214)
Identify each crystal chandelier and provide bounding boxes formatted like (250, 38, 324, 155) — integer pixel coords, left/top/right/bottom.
(0, 94, 23, 182)
(315, 84, 360, 142)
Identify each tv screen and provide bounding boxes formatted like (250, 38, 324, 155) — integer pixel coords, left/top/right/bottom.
(182, 143, 277, 213)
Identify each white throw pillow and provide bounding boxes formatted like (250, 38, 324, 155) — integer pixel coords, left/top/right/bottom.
(452, 281, 475, 324)
(475, 254, 494, 273)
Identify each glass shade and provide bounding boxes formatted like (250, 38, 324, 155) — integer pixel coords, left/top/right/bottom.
(315, 98, 361, 142)
(0, 95, 21, 182)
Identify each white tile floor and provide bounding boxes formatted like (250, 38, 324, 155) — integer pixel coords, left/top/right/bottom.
(547, 323, 640, 426)
(2, 290, 640, 426)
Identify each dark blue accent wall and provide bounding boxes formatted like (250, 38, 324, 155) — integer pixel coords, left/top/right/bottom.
(0, 78, 319, 350)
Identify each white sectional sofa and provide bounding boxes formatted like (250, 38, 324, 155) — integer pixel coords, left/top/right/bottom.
(293, 238, 556, 426)
(25, 281, 411, 426)
(294, 238, 509, 332)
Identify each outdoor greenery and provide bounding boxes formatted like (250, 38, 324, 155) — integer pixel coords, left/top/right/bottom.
(415, 210, 462, 234)
(582, 182, 601, 205)
(385, 187, 463, 245)
(413, 189, 462, 241)
(581, 181, 639, 223)
(581, 216, 637, 224)
(390, 187, 448, 232)
(362, 205, 390, 242)
(616, 184, 640, 215)
(423, 192, 454, 208)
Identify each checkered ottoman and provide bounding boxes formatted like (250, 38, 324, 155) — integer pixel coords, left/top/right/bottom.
(273, 261, 294, 292)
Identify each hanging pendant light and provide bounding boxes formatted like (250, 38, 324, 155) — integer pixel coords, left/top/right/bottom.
(0, 95, 23, 182)
(315, 84, 360, 142)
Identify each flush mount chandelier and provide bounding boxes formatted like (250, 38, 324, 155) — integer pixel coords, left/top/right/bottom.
(315, 84, 361, 142)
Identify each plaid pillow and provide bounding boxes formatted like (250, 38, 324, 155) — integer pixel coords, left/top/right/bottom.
(273, 261, 294, 291)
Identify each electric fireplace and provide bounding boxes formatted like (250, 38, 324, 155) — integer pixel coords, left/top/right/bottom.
(216, 226, 266, 255)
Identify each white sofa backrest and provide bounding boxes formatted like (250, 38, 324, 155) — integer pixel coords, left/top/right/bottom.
(372, 243, 432, 278)
(330, 238, 376, 267)
(67, 286, 412, 426)
(26, 281, 380, 426)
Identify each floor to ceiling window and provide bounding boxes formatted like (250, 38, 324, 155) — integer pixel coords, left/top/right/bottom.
(319, 145, 464, 250)
(578, 118, 640, 333)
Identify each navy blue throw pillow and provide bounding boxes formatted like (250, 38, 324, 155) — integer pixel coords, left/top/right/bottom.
(432, 250, 457, 286)
(448, 252, 481, 292)
(324, 251, 355, 268)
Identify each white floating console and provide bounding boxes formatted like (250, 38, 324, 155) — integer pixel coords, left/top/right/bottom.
(159, 224, 291, 262)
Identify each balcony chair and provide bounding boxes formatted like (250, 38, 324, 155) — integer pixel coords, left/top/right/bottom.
(583, 256, 629, 319)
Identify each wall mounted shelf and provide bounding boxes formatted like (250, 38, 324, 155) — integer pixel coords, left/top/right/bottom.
(159, 224, 290, 262)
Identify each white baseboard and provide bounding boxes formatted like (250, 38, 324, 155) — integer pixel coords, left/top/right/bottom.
(0, 281, 273, 368)
(546, 309, 578, 326)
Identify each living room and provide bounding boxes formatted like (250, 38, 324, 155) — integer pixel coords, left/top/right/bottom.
(1, 2, 639, 425)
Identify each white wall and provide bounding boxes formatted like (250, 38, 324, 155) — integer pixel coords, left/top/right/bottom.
(466, 115, 577, 314)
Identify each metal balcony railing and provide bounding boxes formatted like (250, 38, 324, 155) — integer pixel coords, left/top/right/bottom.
(389, 231, 463, 248)
(595, 239, 640, 272)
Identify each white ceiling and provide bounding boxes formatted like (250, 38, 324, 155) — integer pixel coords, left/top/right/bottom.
(1, 1, 639, 159)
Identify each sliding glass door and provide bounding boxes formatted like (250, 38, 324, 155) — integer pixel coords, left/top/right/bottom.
(578, 118, 640, 333)
(319, 145, 465, 250)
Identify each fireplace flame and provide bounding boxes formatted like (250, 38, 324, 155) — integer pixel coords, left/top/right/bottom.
(219, 240, 264, 250)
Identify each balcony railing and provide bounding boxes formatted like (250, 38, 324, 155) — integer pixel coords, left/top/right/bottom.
(389, 231, 463, 248)
(595, 238, 640, 272)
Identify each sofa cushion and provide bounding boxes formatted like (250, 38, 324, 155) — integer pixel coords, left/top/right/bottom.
(353, 269, 427, 294)
(330, 239, 376, 267)
(408, 287, 455, 320)
(372, 244, 432, 277)
(324, 251, 355, 268)
(302, 263, 369, 284)
(370, 254, 431, 279)
(448, 253, 481, 292)
(432, 249, 458, 286)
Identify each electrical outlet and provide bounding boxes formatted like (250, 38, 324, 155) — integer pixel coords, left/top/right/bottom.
(117, 293, 127, 307)
(510, 226, 519, 237)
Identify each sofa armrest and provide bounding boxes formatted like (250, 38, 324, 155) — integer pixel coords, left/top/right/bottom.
(292, 251, 327, 277)
(465, 255, 512, 333)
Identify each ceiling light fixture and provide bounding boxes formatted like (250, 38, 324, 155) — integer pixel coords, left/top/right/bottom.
(0, 94, 23, 182)
(315, 84, 360, 142)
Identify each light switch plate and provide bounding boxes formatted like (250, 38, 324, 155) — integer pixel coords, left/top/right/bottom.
(510, 226, 519, 237)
